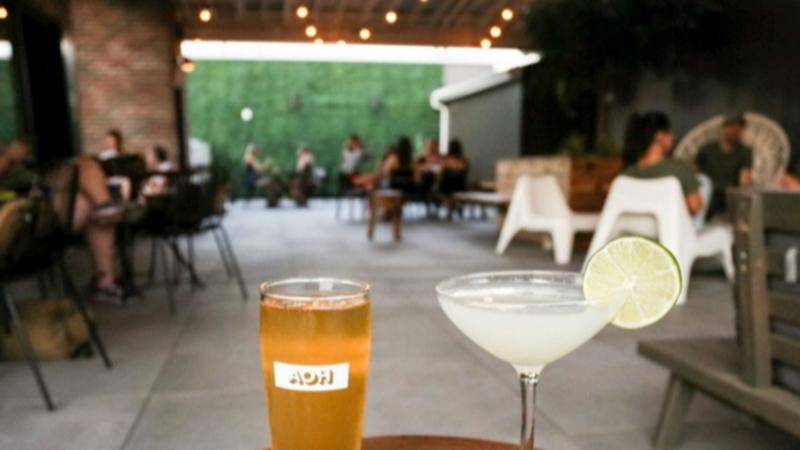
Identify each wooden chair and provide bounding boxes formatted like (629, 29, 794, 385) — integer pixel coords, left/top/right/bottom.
(638, 189, 800, 449)
(367, 190, 403, 242)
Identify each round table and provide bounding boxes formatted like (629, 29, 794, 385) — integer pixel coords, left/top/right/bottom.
(265, 435, 535, 449)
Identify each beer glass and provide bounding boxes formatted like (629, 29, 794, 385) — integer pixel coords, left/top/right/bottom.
(260, 278, 371, 450)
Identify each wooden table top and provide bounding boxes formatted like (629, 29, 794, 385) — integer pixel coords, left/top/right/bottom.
(264, 435, 532, 449)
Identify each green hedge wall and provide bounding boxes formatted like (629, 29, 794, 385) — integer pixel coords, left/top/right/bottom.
(186, 60, 442, 197)
(0, 60, 18, 144)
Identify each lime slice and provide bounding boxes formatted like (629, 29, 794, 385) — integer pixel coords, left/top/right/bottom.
(583, 236, 682, 329)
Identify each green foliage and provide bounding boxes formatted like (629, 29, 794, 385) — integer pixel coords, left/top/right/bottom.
(526, 0, 731, 151)
(186, 60, 441, 197)
(0, 60, 18, 144)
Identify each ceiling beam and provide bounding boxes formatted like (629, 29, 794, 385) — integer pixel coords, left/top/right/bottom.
(441, 0, 472, 28)
(430, 0, 457, 26)
(182, 19, 530, 47)
(360, 0, 379, 24)
(282, 0, 292, 25)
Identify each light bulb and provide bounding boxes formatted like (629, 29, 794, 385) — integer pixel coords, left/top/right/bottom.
(480, 38, 492, 49)
(305, 25, 318, 38)
(501, 8, 514, 21)
(198, 8, 212, 23)
(296, 5, 309, 19)
(490, 26, 502, 38)
(359, 28, 371, 40)
(385, 11, 398, 24)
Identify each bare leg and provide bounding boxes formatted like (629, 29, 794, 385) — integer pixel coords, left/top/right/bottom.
(75, 157, 113, 205)
(74, 194, 116, 288)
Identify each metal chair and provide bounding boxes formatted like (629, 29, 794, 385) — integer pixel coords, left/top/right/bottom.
(0, 165, 113, 410)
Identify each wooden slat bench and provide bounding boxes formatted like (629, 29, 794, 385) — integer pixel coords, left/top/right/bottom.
(638, 189, 800, 449)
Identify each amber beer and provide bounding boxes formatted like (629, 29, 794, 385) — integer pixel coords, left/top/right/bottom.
(260, 279, 371, 450)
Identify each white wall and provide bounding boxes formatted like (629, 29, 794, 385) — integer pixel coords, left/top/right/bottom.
(445, 81, 522, 182)
(443, 65, 493, 86)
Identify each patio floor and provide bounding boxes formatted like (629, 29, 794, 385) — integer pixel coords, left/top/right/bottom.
(0, 200, 797, 450)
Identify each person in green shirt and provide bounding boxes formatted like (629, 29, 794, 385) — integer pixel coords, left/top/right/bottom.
(695, 113, 753, 219)
(621, 111, 703, 215)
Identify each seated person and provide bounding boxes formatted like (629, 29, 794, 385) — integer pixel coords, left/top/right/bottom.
(438, 139, 469, 196)
(242, 143, 267, 200)
(386, 137, 416, 193)
(0, 138, 126, 304)
(779, 172, 800, 189)
(289, 145, 316, 206)
(695, 113, 753, 219)
(97, 129, 133, 200)
(621, 112, 703, 215)
(414, 138, 441, 198)
(339, 134, 366, 183)
(141, 145, 174, 197)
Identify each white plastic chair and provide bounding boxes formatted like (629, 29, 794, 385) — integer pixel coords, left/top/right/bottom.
(694, 173, 713, 229)
(584, 176, 734, 304)
(496, 175, 598, 265)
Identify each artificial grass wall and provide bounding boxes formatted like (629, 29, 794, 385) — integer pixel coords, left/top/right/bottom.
(186, 60, 442, 197)
(0, 60, 18, 144)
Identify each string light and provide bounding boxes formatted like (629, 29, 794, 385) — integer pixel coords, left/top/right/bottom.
(180, 58, 196, 73)
(359, 28, 371, 41)
(296, 5, 309, 19)
(337, 39, 347, 46)
(314, 37, 324, 45)
(501, 8, 514, 21)
(305, 25, 318, 38)
(480, 38, 492, 49)
(385, 10, 398, 24)
(490, 26, 502, 38)
(198, 8, 212, 23)
(0, 6, 8, 20)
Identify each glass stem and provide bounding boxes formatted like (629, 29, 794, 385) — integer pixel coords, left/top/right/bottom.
(519, 373, 539, 450)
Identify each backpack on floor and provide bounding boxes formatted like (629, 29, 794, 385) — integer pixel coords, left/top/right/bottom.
(1, 298, 90, 360)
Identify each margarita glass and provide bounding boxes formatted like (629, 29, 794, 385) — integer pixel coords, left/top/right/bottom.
(436, 271, 624, 450)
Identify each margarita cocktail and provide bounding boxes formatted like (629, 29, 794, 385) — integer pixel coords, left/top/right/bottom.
(438, 271, 620, 376)
(436, 237, 683, 449)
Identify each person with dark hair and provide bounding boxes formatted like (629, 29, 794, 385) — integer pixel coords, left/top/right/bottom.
(98, 129, 124, 161)
(290, 145, 316, 206)
(386, 136, 417, 193)
(0, 138, 36, 193)
(142, 145, 174, 196)
(437, 139, 470, 209)
(442, 139, 468, 172)
(695, 113, 753, 219)
(622, 111, 703, 215)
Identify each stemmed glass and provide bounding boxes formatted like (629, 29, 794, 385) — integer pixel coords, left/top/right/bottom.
(436, 271, 623, 449)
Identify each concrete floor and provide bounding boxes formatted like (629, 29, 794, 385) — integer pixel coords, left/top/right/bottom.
(0, 201, 797, 450)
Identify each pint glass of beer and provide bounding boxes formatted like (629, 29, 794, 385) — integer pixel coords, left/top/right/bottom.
(260, 278, 371, 450)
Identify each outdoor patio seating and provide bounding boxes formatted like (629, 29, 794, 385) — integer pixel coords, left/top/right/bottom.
(0, 165, 113, 411)
(584, 176, 734, 304)
(674, 112, 791, 185)
(367, 189, 403, 242)
(496, 175, 598, 265)
(639, 189, 800, 449)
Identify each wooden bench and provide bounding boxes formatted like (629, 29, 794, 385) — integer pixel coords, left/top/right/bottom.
(638, 189, 800, 449)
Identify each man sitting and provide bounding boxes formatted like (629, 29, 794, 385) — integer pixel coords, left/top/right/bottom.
(695, 113, 753, 220)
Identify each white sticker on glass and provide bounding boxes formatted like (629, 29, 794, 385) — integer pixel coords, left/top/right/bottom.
(273, 361, 349, 392)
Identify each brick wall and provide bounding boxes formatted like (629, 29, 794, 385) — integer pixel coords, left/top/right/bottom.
(69, 0, 179, 157)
